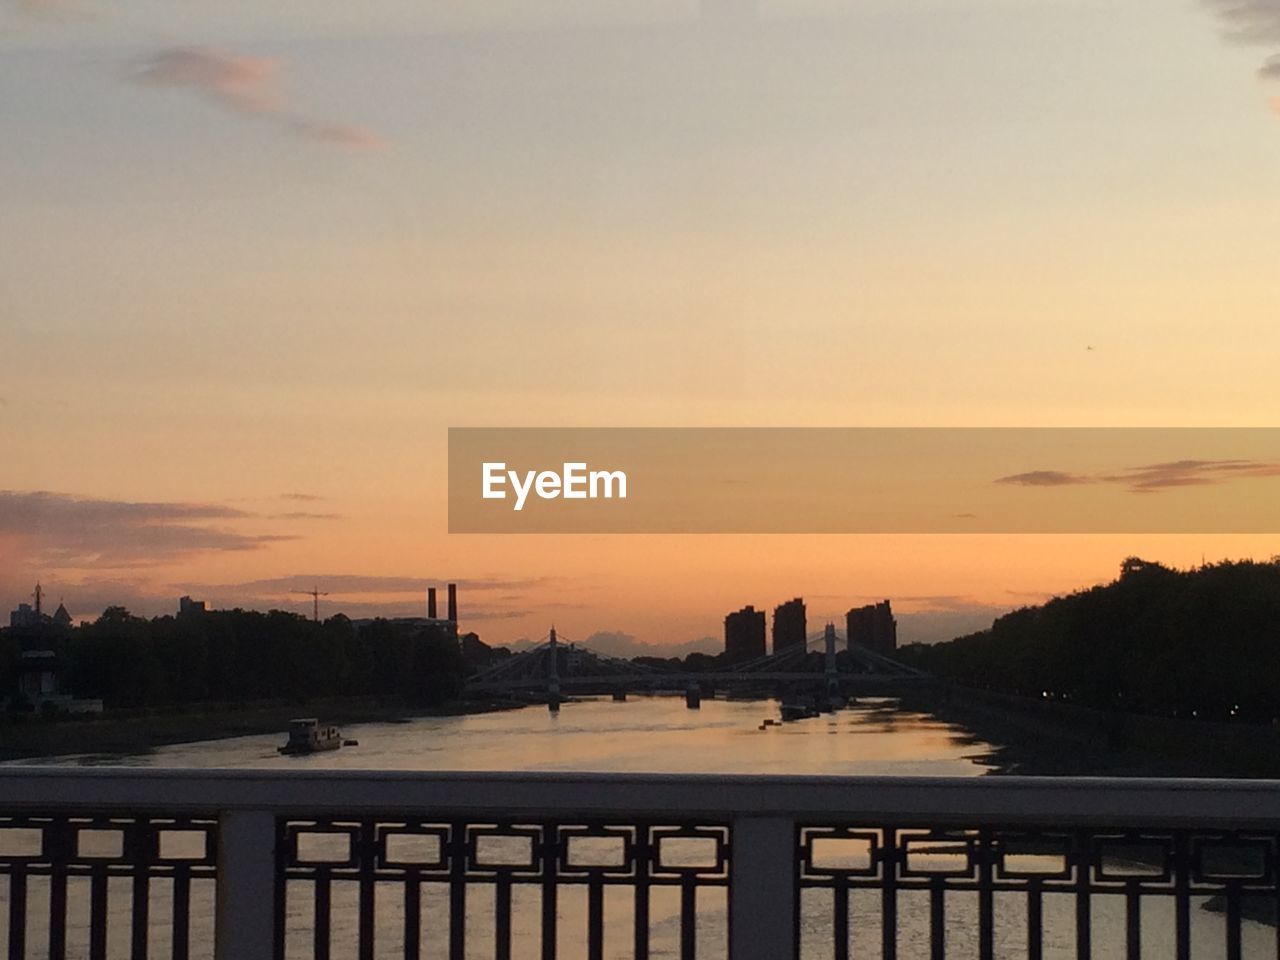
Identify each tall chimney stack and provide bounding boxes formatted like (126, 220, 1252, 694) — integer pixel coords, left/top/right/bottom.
(427, 587, 437, 619)
(447, 583, 457, 623)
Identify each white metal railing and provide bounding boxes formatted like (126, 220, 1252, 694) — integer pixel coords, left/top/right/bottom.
(1, 770, 1279, 960)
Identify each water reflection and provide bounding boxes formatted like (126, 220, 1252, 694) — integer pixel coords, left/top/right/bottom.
(20, 695, 997, 775)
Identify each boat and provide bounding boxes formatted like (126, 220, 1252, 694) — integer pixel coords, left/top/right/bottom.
(278, 718, 344, 755)
(780, 698, 819, 722)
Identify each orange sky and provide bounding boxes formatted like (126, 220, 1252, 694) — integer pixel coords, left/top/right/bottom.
(3, 0, 1280, 648)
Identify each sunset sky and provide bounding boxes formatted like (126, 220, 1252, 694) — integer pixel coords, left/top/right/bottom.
(3, 0, 1279, 651)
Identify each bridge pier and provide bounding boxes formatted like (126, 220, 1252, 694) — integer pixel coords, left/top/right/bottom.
(612, 688, 627, 702)
(548, 627, 561, 712)
(686, 686, 701, 709)
(822, 622, 845, 710)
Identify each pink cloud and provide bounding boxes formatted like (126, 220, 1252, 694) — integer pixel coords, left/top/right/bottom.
(134, 47, 279, 113)
(132, 47, 386, 150)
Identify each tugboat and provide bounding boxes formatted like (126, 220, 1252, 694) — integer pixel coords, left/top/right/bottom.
(278, 718, 344, 755)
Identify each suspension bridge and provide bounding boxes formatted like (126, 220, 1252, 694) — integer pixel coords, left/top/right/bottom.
(464, 622, 927, 702)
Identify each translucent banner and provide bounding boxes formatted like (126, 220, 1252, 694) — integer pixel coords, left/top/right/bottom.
(448, 428, 1280, 533)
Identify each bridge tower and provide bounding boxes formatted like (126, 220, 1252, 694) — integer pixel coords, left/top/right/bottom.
(547, 627, 561, 712)
(823, 622, 843, 704)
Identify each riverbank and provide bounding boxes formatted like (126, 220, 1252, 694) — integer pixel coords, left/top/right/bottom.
(0, 696, 525, 762)
(900, 684, 1280, 778)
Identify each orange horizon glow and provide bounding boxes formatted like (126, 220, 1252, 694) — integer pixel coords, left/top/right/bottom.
(3, 1, 1279, 647)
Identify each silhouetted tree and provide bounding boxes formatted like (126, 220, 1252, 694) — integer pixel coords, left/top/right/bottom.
(0, 606, 470, 712)
(899, 558, 1280, 723)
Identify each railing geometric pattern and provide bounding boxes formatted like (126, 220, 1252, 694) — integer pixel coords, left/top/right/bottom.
(0, 814, 217, 960)
(4, 772, 1280, 960)
(276, 818, 730, 960)
(798, 825, 1280, 960)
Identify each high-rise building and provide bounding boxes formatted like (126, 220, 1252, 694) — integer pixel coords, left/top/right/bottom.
(772, 597, 806, 654)
(846, 600, 897, 655)
(723, 605, 766, 663)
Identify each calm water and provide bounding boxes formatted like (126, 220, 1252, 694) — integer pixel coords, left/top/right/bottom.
(43, 694, 995, 774)
(8, 697, 1272, 958)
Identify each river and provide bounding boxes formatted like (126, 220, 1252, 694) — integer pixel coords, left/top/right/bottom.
(40, 694, 992, 775)
(8, 696, 1271, 958)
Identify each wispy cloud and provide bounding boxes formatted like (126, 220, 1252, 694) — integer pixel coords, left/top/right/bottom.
(192, 574, 557, 597)
(270, 511, 343, 521)
(1103, 458, 1280, 492)
(0, 491, 292, 568)
(280, 492, 324, 502)
(165, 574, 558, 624)
(131, 47, 386, 150)
(1203, 0, 1280, 112)
(995, 470, 1094, 488)
(511, 630, 719, 659)
(1205, 0, 1280, 50)
(996, 459, 1280, 494)
(2, 576, 165, 622)
(0, 574, 542, 625)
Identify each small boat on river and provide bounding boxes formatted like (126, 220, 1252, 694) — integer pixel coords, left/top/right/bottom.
(279, 718, 345, 755)
(780, 699, 819, 722)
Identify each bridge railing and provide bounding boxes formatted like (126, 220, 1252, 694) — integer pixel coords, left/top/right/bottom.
(2, 770, 1279, 959)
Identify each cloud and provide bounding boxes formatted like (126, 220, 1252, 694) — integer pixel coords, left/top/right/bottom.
(879, 594, 988, 613)
(270, 511, 344, 521)
(190, 574, 557, 597)
(180, 576, 550, 623)
(280, 493, 324, 501)
(0, 490, 292, 568)
(1104, 458, 1280, 492)
(2, 576, 168, 623)
(994, 470, 1093, 488)
(1203, 0, 1280, 107)
(131, 47, 386, 150)
(512, 630, 719, 659)
(1205, 0, 1280, 46)
(895, 608, 1015, 645)
(281, 117, 387, 150)
(995, 459, 1280, 494)
(0, 573, 541, 625)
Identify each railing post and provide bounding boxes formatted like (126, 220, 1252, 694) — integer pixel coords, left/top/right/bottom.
(216, 809, 277, 960)
(730, 815, 797, 960)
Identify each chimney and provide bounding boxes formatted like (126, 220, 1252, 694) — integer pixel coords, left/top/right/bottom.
(447, 583, 457, 623)
(427, 587, 437, 619)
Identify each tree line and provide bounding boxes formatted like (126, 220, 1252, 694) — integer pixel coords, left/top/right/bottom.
(898, 557, 1280, 723)
(2, 608, 468, 712)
